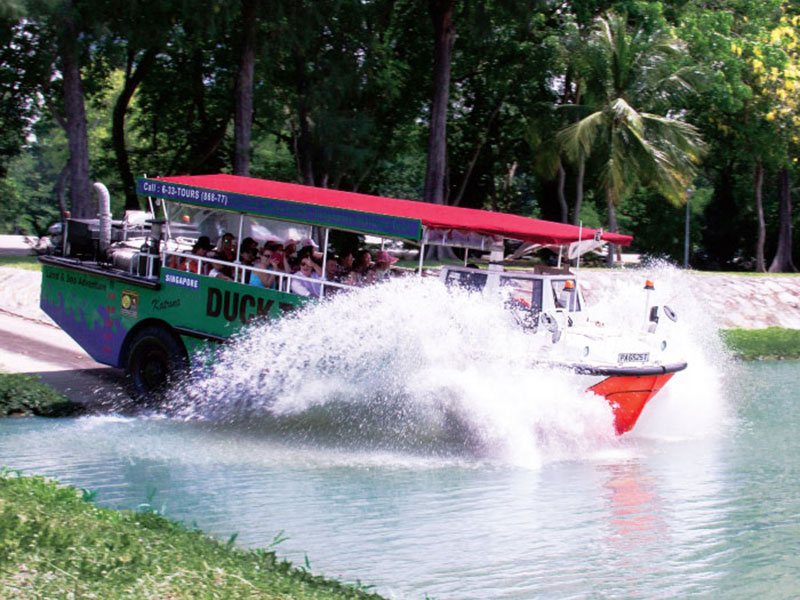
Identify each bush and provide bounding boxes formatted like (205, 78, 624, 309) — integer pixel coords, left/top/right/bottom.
(721, 327, 800, 360)
(0, 373, 79, 417)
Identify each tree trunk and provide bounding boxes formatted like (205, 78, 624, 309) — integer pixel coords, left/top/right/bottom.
(113, 47, 157, 210)
(753, 159, 766, 272)
(422, 0, 456, 205)
(557, 163, 567, 223)
(293, 44, 315, 186)
(60, 0, 92, 219)
(768, 166, 797, 273)
(605, 183, 617, 267)
(572, 154, 585, 225)
(233, 0, 256, 177)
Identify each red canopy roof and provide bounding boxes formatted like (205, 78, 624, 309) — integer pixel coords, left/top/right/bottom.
(153, 174, 632, 247)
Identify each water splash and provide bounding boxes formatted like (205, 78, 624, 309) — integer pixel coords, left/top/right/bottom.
(579, 260, 733, 440)
(168, 265, 730, 467)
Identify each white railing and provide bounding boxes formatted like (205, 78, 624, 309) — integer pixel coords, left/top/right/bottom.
(160, 249, 352, 297)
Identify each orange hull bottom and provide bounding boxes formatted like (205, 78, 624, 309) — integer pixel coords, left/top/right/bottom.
(588, 373, 675, 435)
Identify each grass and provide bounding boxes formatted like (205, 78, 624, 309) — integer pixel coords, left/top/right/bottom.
(0, 470, 386, 600)
(721, 327, 800, 360)
(0, 373, 81, 417)
(0, 255, 40, 271)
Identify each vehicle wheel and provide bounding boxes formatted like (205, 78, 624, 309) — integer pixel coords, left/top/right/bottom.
(124, 325, 187, 405)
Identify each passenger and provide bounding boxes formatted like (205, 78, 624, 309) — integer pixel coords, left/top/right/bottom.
(283, 238, 299, 261)
(290, 255, 322, 297)
(337, 249, 355, 280)
(299, 237, 322, 261)
(264, 240, 283, 254)
(345, 249, 372, 286)
(238, 241, 258, 283)
(250, 247, 278, 289)
(324, 254, 340, 281)
(269, 250, 289, 289)
(241, 237, 259, 256)
(182, 236, 212, 274)
(323, 254, 341, 296)
(374, 250, 398, 282)
(208, 233, 235, 280)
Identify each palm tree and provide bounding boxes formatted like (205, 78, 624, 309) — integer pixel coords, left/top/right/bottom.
(557, 12, 706, 265)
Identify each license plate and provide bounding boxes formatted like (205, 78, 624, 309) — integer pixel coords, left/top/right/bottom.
(618, 352, 649, 363)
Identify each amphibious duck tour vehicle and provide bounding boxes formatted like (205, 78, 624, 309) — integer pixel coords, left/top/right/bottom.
(40, 174, 685, 434)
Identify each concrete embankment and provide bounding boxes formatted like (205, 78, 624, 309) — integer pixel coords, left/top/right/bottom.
(576, 269, 800, 330)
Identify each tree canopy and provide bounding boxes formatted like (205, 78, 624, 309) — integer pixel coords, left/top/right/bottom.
(0, 0, 797, 271)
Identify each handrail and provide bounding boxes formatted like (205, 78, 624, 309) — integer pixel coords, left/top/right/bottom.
(160, 249, 352, 296)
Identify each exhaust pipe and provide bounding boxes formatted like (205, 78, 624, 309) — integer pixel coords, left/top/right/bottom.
(94, 182, 111, 256)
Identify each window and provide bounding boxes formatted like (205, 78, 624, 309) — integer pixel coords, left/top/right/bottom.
(445, 270, 488, 291)
(500, 276, 543, 311)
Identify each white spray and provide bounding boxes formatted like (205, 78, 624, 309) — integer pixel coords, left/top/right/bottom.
(169, 264, 730, 467)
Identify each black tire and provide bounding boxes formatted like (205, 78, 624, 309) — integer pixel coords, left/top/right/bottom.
(124, 325, 187, 405)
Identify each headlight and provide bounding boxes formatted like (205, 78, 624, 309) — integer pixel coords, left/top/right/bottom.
(661, 340, 667, 351)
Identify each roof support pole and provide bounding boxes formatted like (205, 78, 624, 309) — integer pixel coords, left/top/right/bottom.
(321, 227, 330, 295)
(235, 213, 244, 282)
(418, 242, 426, 276)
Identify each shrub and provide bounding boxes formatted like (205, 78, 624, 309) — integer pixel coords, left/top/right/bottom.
(0, 373, 79, 416)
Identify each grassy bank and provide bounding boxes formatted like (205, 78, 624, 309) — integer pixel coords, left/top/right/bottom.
(721, 327, 800, 360)
(0, 373, 80, 417)
(0, 471, 385, 599)
(0, 255, 40, 271)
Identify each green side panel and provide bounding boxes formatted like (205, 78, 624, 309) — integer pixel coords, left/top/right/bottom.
(157, 268, 308, 337)
(40, 262, 308, 368)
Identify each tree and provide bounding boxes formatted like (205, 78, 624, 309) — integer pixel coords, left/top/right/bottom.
(760, 10, 800, 272)
(557, 12, 705, 265)
(233, 0, 257, 176)
(58, 0, 92, 218)
(422, 0, 456, 206)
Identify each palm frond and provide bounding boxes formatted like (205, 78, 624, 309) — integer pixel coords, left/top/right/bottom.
(556, 110, 606, 162)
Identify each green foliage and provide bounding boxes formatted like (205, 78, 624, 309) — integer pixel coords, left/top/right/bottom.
(721, 327, 800, 360)
(0, 0, 798, 269)
(0, 471, 386, 599)
(557, 10, 706, 208)
(0, 373, 78, 417)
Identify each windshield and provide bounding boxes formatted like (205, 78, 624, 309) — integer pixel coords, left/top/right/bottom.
(551, 279, 581, 312)
(444, 269, 488, 292)
(499, 275, 543, 311)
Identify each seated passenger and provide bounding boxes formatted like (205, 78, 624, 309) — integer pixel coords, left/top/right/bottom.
(322, 255, 341, 296)
(374, 250, 398, 282)
(250, 248, 278, 289)
(238, 241, 258, 283)
(241, 237, 259, 256)
(299, 237, 323, 261)
(345, 249, 372, 286)
(208, 233, 236, 280)
(337, 249, 355, 281)
(291, 255, 322, 297)
(181, 236, 213, 274)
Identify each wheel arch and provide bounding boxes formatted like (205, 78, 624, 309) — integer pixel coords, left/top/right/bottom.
(120, 318, 188, 368)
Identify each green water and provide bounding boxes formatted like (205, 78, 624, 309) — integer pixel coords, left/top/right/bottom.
(0, 361, 798, 599)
